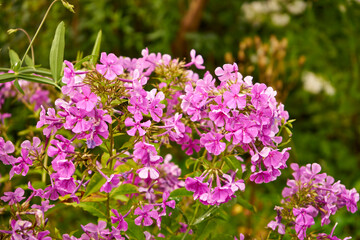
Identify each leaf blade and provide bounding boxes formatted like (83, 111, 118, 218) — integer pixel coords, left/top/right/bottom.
(90, 30, 102, 65)
(49, 21, 65, 84)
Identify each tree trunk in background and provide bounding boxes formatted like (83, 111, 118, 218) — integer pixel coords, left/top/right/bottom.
(172, 0, 207, 58)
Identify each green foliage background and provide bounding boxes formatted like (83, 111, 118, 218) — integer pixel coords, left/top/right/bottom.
(1, 0, 360, 238)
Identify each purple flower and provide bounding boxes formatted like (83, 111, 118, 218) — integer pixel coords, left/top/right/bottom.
(74, 86, 98, 112)
(125, 117, 151, 136)
(137, 167, 160, 180)
(1, 188, 25, 205)
(32, 200, 55, 213)
(111, 209, 128, 232)
(185, 176, 209, 200)
(223, 83, 247, 110)
(96, 52, 124, 80)
(100, 174, 121, 193)
(184, 49, 205, 69)
(81, 220, 110, 239)
(0, 137, 15, 165)
(134, 205, 159, 227)
(200, 132, 226, 156)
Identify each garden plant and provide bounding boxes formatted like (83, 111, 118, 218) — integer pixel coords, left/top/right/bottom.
(0, 1, 359, 239)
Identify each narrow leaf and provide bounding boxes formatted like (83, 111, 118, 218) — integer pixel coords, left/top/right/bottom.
(0, 73, 16, 83)
(49, 21, 65, 83)
(16, 74, 60, 89)
(192, 205, 219, 225)
(24, 55, 34, 67)
(9, 49, 20, 68)
(110, 184, 138, 198)
(224, 156, 244, 179)
(90, 30, 102, 65)
(13, 79, 24, 94)
(66, 202, 107, 219)
(83, 172, 106, 198)
(169, 187, 193, 198)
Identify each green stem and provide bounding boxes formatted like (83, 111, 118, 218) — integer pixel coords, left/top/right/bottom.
(106, 192, 111, 225)
(20, 0, 59, 66)
(181, 202, 200, 240)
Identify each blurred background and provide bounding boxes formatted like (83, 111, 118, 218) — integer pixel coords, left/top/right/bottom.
(1, 0, 360, 238)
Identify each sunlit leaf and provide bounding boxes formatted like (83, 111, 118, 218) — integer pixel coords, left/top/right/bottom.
(49, 21, 65, 84)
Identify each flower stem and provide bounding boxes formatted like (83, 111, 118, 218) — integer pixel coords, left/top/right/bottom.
(20, 0, 59, 66)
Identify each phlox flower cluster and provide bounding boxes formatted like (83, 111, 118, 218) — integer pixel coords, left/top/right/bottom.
(268, 163, 359, 239)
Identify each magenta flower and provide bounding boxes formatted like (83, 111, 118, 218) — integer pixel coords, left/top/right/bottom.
(74, 86, 98, 112)
(81, 220, 110, 239)
(100, 174, 121, 193)
(184, 49, 205, 69)
(137, 167, 160, 180)
(200, 132, 226, 156)
(111, 209, 128, 232)
(185, 176, 209, 200)
(1, 188, 25, 205)
(0, 137, 15, 165)
(223, 83, 247, 110)
(31, 200, 55, 214)
(125, 117, 151, 136)
(134, 205, 159, 227)
(96, 52, 124, 80)
(215, 63, 238, 82)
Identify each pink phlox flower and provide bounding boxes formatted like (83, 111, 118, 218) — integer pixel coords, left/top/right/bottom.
(20, 137, 42, 160)
(100, 174, 121, 193)
(84, 108, 112, 148)
(147, 89, 165, 122)
(250, 83, 269, 109)
(143, 231, 165, 240)
(96, 52, 124, 80)
(162, 113, 186, 140)
(53, 173, 77, 194)
(52, 159, 75, 178)
(232, 118, 258, 145)
(1, 188, 25, 205)
(200, 132, 226, 156)
(133, 141, 163, 165)
(317, 223, 352, 240)
(137, 167, 160, 180)
(134, 205, 159, 227)
(73, 86, 98, 112)
(214, 63, 238, 83)
(128, 96, 148, 121)
(184, 49, 205, 69)
(249, 170, 272, 184)
(64, 107, 92, 134)
(342, 188, 359, 214)
(160, 191, 176, 216)
(267, 216, 285, 235)
(209, 96, 230, 127)
(81, 220, 110, 240)
(181, 136, 201, 155)
(303, 163, 327, 184)
(293, 206, 318, 240)
(47, 135, 75, 161)
(223, 83, 247, 110)
(0, 137, 15, 165)
(37, 106, 63, 137)
(185, 176, 209, 200)
(125, 117, 151, 136)
(196, 72, 215, 92)
(28, 182, 44, 197)
(191, 86, 209, 107)
(31, 200, 55, 214)
(223, 172, 245, 192)
(111, 209, 128, 232)
(10, 149, 33, 179)
(2, 219, 33, 239)
(139, 186, 156, 201)
(29, 89, 50, 111)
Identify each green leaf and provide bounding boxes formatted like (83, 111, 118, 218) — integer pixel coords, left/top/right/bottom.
(19, 67, 52, 77)
(224, 156, 244, 179)
(16, 74, 60, 89)
(110, 184, 138, 198)
(90, 30, 102, 65)
(126, 221, 145, 240)
(67, 202, 107, 219)
(236, 194, 256, 213)
(192, 205, 219, 225)
(9, 49, 21, 71)
(49, 21, 65, 84)
(13, 79, 24, 94)
(169, 187, 193, 198)
(83, 172, 106, 198)
(24, 55, 34, 67)
(0, 73, 16, 83)
(74, 55, 92, 69)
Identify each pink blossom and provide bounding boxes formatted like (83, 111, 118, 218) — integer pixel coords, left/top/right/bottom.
(96, 52, 124, 80)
